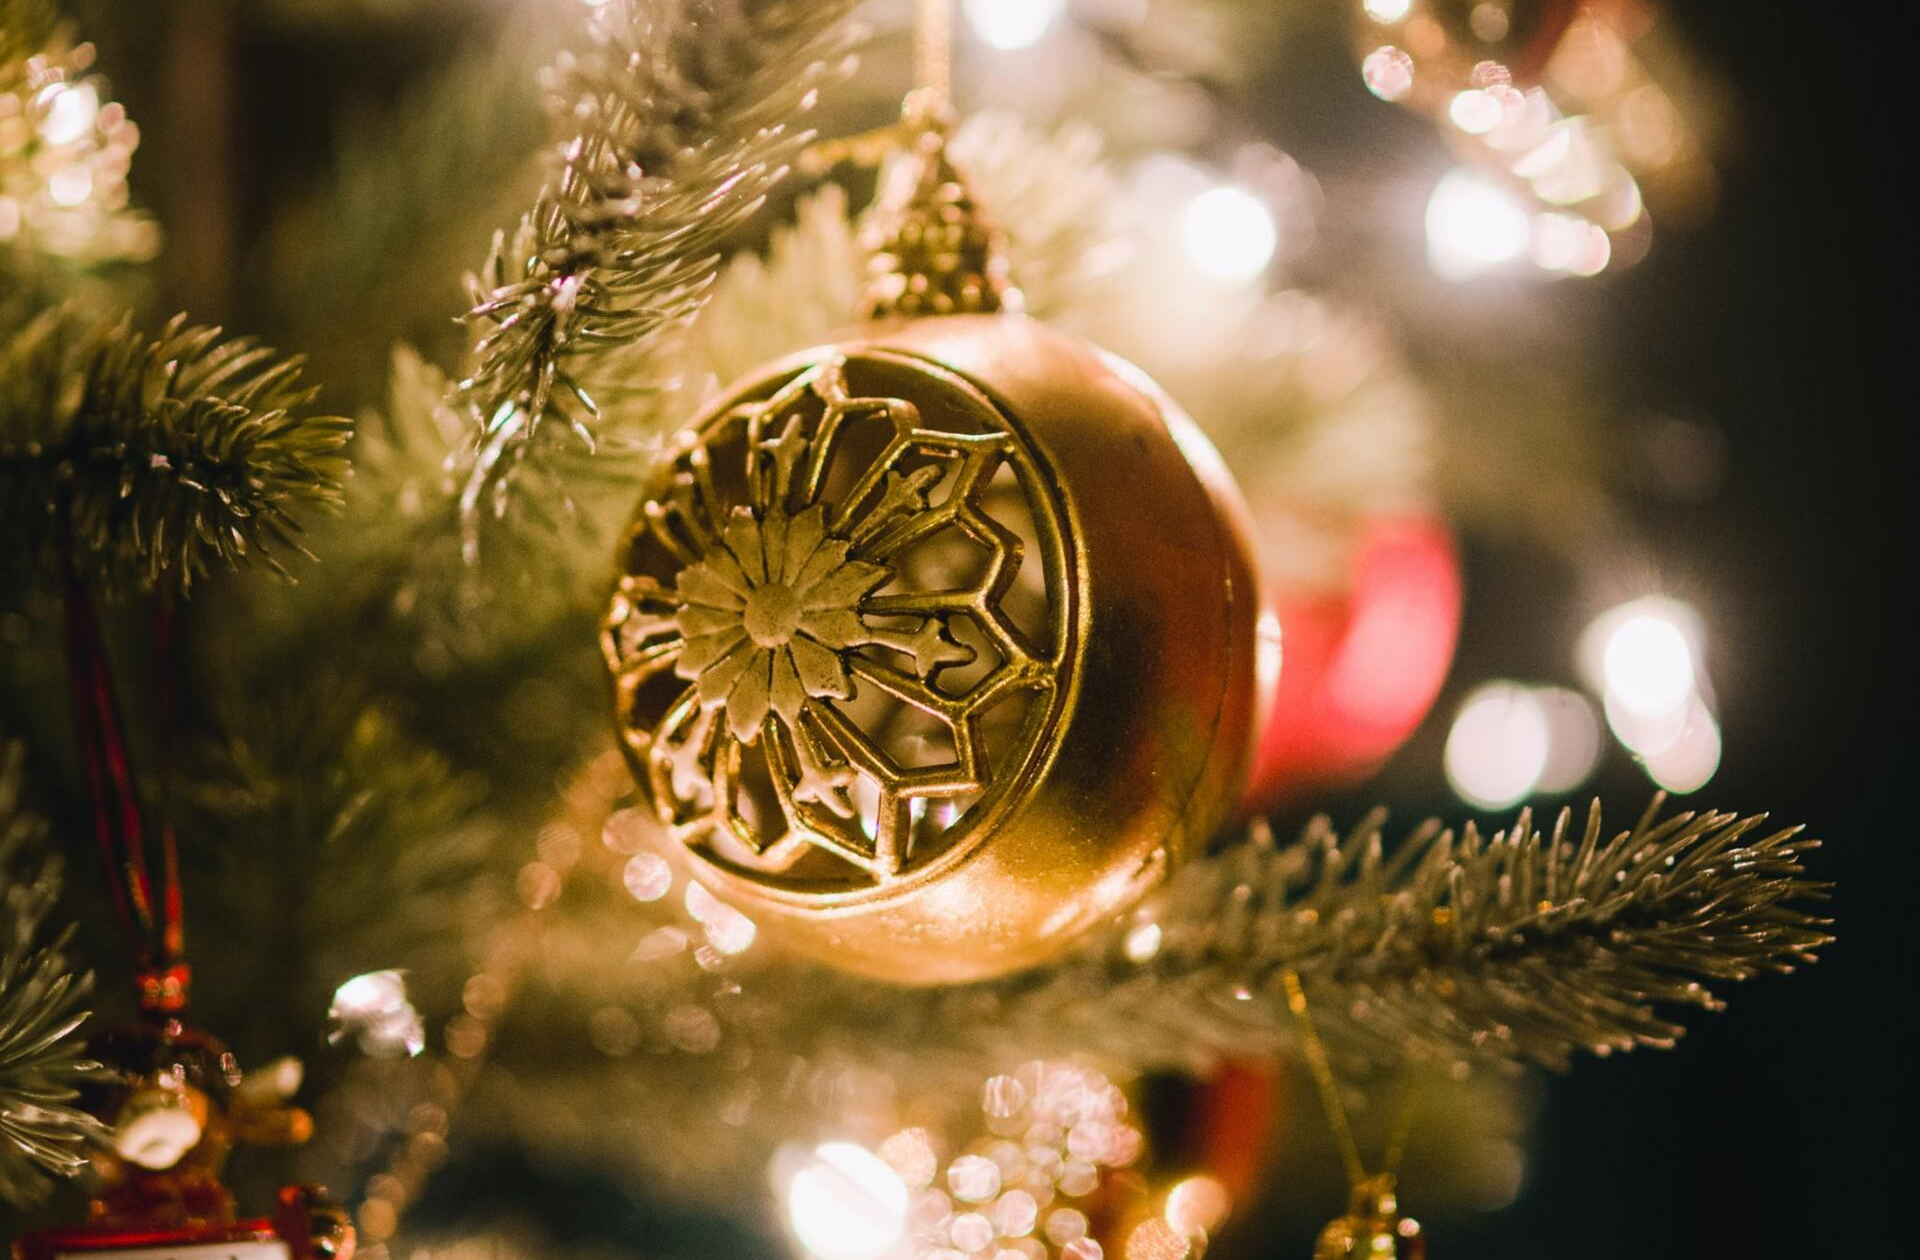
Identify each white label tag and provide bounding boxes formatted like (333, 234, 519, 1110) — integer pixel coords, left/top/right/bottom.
(53, 1244, 291, 1260)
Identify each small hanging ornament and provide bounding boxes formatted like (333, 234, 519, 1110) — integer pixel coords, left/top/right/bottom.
(1313, 1174, 1426, 1260)
(601, 1, 1264, 983)
(16, 587, 354, 1260)
(1284, 970, 1429, 1260)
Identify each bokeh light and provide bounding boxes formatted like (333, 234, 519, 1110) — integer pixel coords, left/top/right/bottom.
(1642, 694, 1722, 793)
(1363, 0, 1413, 22)
(1164, 1175, 1232, 1238)
(964, 0, 1066, 51)
(1601, 609, 1696, 717)
(1362, 45, 1416, 102)
(1444, 682, 1551, 809)
(1180, 185, 1277, 281)
(38, 83, 100, 146)
(784, 1142, 908, 1260)
(328, 969, 425, 1058)
(1532, 686, 1603, 794)
(1579, 596, 1720, 791)
(1425, 168, 1530, 278)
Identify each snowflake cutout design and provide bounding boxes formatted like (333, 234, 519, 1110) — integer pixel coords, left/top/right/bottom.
(604, 352, 1068, 886)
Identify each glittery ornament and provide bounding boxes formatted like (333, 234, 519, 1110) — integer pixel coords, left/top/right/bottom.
(1313, 1175, 1426, 1260)
(603, 92, 1262, 984)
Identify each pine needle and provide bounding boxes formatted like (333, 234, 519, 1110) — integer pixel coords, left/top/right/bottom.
(454, 0, 861, 558)
(1006, 800, 1835, 1072)
(0, 739, 104, 1209)
(0, 307, 352, 596)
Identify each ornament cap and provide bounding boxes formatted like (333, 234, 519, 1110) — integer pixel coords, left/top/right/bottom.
(1314, 1173, 1427, 1260)
(860, 102, 1021, 321)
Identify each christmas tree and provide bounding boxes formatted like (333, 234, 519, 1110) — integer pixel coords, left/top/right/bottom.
(3, 0, 1897, 1257)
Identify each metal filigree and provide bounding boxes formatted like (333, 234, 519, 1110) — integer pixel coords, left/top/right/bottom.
(604, 349, 1070, 889)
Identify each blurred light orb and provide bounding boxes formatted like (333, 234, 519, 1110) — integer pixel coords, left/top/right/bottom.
(1448, 89, 1506, 135)
(1364, 0, 1413, 22)
(964, 0, 1065, 51)
(1426, 169, 1531, 278)
(1181, 185, 1277, 282)
(1164, 1176, 1232, 1238)
(1362, 45, 1416, 102)
(1532, 686, 1603, 794)
(1123, 920, 1162, 963)
(40, 83, 100, 146)
(1601, 609, 1696, 717)
(786, 1142, 908, 1260)
(328, 969, 425, 1058)
(1642, 696, 1722, 793)
(1444, 682, 1550, 809)
(622, 850, 672, 902)
(47, 165, 94, 208)
(1530, 212, 1612, 276)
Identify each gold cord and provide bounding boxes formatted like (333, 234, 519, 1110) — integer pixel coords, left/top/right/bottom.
(915, 0, 953, 102)
(1283, 968, 1420, 1189)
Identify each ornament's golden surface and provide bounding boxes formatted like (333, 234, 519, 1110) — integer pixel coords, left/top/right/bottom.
(603, 314, 1261, 982)
(1314, 1176, 1427, 1260)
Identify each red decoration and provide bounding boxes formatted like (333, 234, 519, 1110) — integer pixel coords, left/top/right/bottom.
(1247, 515, 1461, 805)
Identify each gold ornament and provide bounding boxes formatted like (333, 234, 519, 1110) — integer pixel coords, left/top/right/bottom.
(1313, 1175, 1426, 1260)
(602, 55, 1262, 983)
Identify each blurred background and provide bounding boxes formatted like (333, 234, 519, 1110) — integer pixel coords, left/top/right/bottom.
(6, 0, 1911, 1256)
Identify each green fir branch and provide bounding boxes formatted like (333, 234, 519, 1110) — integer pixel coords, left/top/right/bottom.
(997, 800, 1833, 1072)
(471, 798, 1824, 1200)
(179, 687, 498, 1065)
(0, 307, 351, 596)
(0, 739, 103, 1209)
(456, 0, 860, 556)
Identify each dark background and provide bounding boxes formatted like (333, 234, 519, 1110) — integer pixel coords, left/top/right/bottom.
(1359, 2, 1914, 1254)
(59, 1, 1918, 1256)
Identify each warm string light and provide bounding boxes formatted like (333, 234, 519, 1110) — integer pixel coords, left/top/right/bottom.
(1180, 185, 1278, 282)
(1444, 682, 1601, 810)
(777, 1061, 1169, 1260)
(964, 0, 1067, 52)
(1580, 596, 1720, 792)
(1358, 0, 1709, 280)
(0, 31, 156, 262)
(1445, 595, 1717, 810)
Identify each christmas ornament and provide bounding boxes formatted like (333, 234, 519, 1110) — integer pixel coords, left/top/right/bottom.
(15, 1014, 356, 1260)
(15, 587, 354, 1260)
(601, 15, 1262, 984)
(1313, 1175, 1426, 1260)
(1284, 970, 1428, 1260)
(1247, 516, 1459, 804)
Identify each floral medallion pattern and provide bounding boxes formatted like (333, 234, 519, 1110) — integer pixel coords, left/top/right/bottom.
(603, 352, 1068, 886)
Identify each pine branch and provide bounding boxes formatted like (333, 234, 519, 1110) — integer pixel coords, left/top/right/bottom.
(0, 738, 103, 1209)
(995, 800, 1832, 1072)
(498, 797, 1828, 1151)
(179, 685, 498, 1065)
(455, 0, 860, 556)
(0, 307, 351, 596)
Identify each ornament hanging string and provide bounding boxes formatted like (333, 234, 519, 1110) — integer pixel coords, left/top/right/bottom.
(58, 540, 189, 1014)
(915, 0, 952, 103)
(1283, 968, 1420, 1188)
